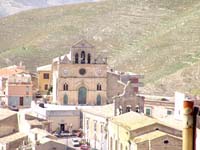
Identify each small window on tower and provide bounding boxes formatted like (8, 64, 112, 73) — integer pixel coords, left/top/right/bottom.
(81, 51, 85, 64)
(75, 53, 79, 64)
(87, 53, 91, 64)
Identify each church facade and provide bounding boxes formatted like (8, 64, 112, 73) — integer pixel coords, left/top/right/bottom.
(52, 40, 107, 105)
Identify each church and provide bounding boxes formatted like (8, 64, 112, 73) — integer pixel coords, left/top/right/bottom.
(38, 39, 144, 108)
(52, 39, 107, 105)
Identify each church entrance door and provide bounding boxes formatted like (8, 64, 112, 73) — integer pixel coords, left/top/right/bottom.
(63, 94, 68, 105)
(78, 87, 87, 104)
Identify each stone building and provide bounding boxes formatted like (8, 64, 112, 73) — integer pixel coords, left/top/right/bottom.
(33, 104, 81, 132)
(52, 39, 107, 105)
(0, 109, 28, 150)
(108, 111, 182, 150)
(51, 39, 143, 106)
(113, 81, 144, 115)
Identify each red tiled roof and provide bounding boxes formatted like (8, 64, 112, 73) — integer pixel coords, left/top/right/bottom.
(0, 66, 27, 77)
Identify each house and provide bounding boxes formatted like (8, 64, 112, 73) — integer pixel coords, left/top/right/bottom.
(5, 72, 32, 108)
(37, 64, 52, 95)
(33, 104, 82, 132)
(0, 109, 29, 150)
(142, 94, 174, 119)
(108, 111, 182, 150)
(82, 104, 115, 150)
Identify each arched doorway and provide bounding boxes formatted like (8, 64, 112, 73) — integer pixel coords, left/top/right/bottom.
(96, 95, 101, 105)
(78, 87, 87, 104)
(63, 94, 68, 105)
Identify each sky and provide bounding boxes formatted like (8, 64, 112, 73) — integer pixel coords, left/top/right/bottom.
(0, 0, 96, 17)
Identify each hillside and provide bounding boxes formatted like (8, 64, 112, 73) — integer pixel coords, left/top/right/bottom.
(0, 0, 200, 95)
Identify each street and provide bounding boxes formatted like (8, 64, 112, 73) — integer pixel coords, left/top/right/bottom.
(58, 137, 82, 150)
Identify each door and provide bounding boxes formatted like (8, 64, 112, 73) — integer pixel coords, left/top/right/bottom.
(63, 94, 68, 105)
(19, 97, 24, 106)
(60, 124, 65, 132)
(78, 87, 87, 104)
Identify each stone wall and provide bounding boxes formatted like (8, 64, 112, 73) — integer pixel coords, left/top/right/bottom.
(0, 113, 18, 138)
(107, 72, 124, 101)
(136, 135, 182, 150)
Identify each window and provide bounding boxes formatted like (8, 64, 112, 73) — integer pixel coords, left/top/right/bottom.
(87, 53, 91, 64)
(79, 68, 86, 75)
(63, 83, 68, 91)
(119, 106, 123, 114)
(81, 51, 85, 64)
(94, 121, 97, 131)
(43, 73, 49, 79)
(75, 53, 79, 64)
(44, 84, 48, 90)
(164, 140, 169, 144)
(86, 119, 89, 130)
(26, 86, 29, 95)
(167, 109, 173, 115)
(146, 108, 151, 116)
(126, 105, 131, 112)
(100, 124, 103, 133)
(97, 83, 102, 91)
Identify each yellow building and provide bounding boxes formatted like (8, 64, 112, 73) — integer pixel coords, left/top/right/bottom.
(82, 104, 115, 150)
(108, 111, 182, 150)
(37, 64, 52, 95)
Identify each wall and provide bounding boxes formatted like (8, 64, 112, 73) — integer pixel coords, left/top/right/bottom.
(38, 71, 52, 94)
(46, 110, 80, 132)
(6, 135, 28, 150)
(108, 121, 130, 150)
(0, 114, 18, 138)
(82, 112, 108, 150)
(56, 63, 107, 105)
(35, 141, 66, 150)
(136, 135, 182, 150)
(8, 96, 32, 107)
(107, 72, 124, 101)
(144, 100, 174, 119)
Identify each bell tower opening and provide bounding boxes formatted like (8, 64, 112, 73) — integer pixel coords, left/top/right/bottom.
(87, 53, 91, 64)
(81, 51, 85, 64)
(75, 53, 79, 64)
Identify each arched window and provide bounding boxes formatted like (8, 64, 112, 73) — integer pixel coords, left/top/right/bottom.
(63, 83, 68, 91)
(63, 94, 68, 105)
(75, 53, 79, 64)
(96, 95, 101, 105)
(97, 83, 102, 91)
(87, 53, 91, 64)
(81, 51, 85, 64)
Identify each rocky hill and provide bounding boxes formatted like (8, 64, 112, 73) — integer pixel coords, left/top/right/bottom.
(0, 0, 200, 96)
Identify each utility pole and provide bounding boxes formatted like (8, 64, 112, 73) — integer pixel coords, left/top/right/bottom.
(182, 100, 194, 150)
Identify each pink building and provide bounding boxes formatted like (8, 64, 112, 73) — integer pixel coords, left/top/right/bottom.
(5, 73, 32, 108)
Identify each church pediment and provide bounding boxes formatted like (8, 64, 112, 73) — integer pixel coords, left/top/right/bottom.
(71, 39, 94, 49)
